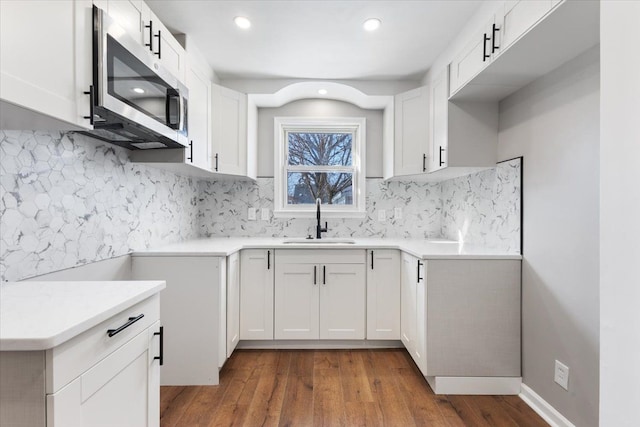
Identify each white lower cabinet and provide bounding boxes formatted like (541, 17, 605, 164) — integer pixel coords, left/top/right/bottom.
(240, 249, 274, 340)
(366, 249, 401, 340)
(226, 252, 240, 357)
(47, 320, 161, 427)
(0, 294, 162, 427)
(400, 252, 423, 371)
(131, 256, 223, 384)
(274, 250, 366, 340)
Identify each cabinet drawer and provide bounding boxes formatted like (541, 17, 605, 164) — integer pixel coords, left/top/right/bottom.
(45, 294, 160, 394)
(275, 249, 365, 264)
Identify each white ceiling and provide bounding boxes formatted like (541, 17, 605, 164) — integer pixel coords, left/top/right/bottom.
(146, 1, 482, 81)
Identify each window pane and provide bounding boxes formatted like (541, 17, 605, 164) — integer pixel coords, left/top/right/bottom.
(288, 132, 353, 166)
(287, 172, 353, 205)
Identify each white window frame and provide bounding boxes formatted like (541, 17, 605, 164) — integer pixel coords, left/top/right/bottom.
(274, 117, 366, 218)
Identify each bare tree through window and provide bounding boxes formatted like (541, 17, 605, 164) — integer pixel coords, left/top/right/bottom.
(287, 132, 354, 205)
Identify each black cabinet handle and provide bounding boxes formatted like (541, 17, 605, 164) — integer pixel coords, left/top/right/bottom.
(154, 326, 164, 365)
(187, 140, 193, 162)
(439, 146, 445, 167)
(491, 23, 500, 53)
(323, 265, 326, 285)
(483, 33, 491, 62)
(422, 154, 427, 172)
(267, 250, 271, 270)
(144, 21, 153, 51)
(313, 265, 317, 285)
(107, 314, 144, 337)
(154, 30, 161, 58)
(83, 85, 94, 125)
(214, 153, 219, 171)
(417, 260, 423, 282)
(371, 251, 374, 270)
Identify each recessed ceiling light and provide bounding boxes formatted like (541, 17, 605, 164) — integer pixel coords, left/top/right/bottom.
(234, 16, 251, 29)
(318, 89, 328, 95)
(363, 18, 381, 32)
(132, 87, 145, 94)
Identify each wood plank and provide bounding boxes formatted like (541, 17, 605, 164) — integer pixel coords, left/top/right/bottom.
(344, 401, 384, 427)
(313, 367, 346, 426)
(177, 386, 226, 427)
(278, 375, 314, 427)
(493, 395, 550, 427)
(392, 367, 448, 426)
(339, 351, 374, 403)
(464, 395, 520, 427)
(243, 353, 290, 427)
(160, 386, 200, 427)
(446, 395, 493, 427)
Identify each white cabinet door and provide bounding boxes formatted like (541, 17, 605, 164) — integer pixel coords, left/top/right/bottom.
(393, 86, 430, 176)
(366, 250, 401, 340)
(47, 327, 157, 427)
(212, 84, 248, 176)
(226, 252, 240, 357)
(0, 0, 93, 129)
(429, 70, 449, 173)
(148, 10, 186, 83)
(274, 263, 319, 340)
(500, 0, 553, 53)
(415, 263, 427, 376)
(400, 252, 417, 352)
(105, 0, 145, 45)
(240, 249, 274, 340)
(449, 17, 496, 96)
(185, 58, 212, 171)
(320, 264, 366, 340)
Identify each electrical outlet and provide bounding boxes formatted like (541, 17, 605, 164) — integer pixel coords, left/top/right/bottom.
(394, 207, 403, 220)
(261, 208, 270, 221)
(378, 210, 386, 222)
(247, 208, 257, 221)
(554, 360, 569, 390)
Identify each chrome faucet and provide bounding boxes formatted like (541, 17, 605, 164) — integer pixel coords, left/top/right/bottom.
(316, 198, 328, 239)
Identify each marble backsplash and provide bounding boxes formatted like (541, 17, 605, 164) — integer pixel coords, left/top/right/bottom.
(198, 158, 521, 252)
(0, 129, 520, 282)
(198, 178, 443, 239)
(0, 131, 200, 282)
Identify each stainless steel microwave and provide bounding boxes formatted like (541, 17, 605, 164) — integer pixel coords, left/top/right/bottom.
(78, 6, 188, 150)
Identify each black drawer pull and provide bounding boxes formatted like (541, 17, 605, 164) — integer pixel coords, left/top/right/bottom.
(483, 33, 491, 61)
(417, 260, 423, 282)
(154, 326, 164, 365)
(107, 314, 144, 337)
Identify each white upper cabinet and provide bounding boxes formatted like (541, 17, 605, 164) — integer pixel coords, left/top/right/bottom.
(211, 84, 248, 176)
(499, 0, 553, 53)
(449, 15, 499, 97)
(144, 8, 187, 83)
(102, 0, 145, 44)
(0, 0, 93, 130)
(449, 0, 598, 101)
(185, 49, 212, 171)
(393, 86, 430, 176)
(428, 70, 449, 173)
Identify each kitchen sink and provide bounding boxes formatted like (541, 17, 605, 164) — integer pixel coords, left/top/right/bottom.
(283, 238, 356, 244)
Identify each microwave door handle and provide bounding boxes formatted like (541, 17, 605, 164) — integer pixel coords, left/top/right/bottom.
(178, 90, 185, 133)
(166, 89, 179, 129)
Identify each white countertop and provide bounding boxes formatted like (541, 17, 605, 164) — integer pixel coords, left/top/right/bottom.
(132, 237, 521, 260)
(0, 280, 165, 351)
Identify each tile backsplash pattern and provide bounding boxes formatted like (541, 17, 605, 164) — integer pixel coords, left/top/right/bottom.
(198, 178, 443, 238)
(0, 130, 521, 282)
(0, 131, 199, 282)
(441, 159, 521, 252)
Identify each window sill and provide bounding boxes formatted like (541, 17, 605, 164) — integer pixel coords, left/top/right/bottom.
(273, 209, 366, 219)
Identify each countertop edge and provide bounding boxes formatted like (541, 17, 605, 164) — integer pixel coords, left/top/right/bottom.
(0, 281, 166, 351)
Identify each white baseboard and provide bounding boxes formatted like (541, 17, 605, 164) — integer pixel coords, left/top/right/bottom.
(237, 339, 403, 350)
(519, 383, 575, 427)
(426, 376, 522, 395)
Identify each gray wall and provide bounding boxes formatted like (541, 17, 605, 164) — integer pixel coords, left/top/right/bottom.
(498, 47, 600, 427)
(257, 99, 384, 178)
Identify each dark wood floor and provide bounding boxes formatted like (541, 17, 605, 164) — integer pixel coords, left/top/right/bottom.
(160, 349, 548, 427)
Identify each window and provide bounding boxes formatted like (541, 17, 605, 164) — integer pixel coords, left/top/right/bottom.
(274, 117, 366, 218)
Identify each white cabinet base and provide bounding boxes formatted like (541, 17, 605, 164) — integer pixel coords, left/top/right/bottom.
(426, 376, 522, 395)
(237, 340, 402, 350)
